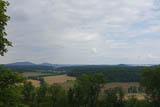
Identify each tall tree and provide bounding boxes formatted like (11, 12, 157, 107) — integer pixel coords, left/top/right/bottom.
(0, 0, 12, 56)
(36, 84, 49, 107)
(49, 84, 68, 107)
(102, 87, 125, 107)
(0, 66, 25, 107)
(22, 81, 36, 107)
(72, 74, 107, 107)
(140, 67, 160, 107)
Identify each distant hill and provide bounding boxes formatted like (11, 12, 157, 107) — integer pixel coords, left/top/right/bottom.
(40, 63, 53, 66)
(39, 63, 71, 67)
(5, 62, 73, 68)
(117, 64, 129, 66)
(7, 61, 36, 66)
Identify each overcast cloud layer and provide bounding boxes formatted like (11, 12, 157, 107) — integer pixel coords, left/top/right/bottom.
(1, 0, 160, 64)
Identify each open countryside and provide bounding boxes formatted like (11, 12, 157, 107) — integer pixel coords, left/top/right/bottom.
(1, 0, 160, 106)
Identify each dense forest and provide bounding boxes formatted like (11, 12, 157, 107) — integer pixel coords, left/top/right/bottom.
(56, 65, 146, 82)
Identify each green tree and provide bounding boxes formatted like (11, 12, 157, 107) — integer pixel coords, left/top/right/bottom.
(0, 66, 25, 107)
(0, 0, 12, 56)
(140, 67, 160, 107)
(49, 84, 68, 107)
(125, 97, 150, 107)
(39, 78, 46, 86)
(72, 74, 106, 107)
(22, 81, 36, 107)
(67, 88, 75, 107)
(101, 87, 125, 107)
(128, 86, 138, 93)
(36, 84, 49, 107)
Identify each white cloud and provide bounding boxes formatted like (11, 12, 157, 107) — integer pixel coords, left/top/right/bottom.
(92, 48, 97, 53)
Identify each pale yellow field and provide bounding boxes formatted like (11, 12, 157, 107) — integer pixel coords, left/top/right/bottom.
(103, 82, 139, 92)
(125, 93, 145, 100)
(43, 75, 76, 84)
(27, 79, 40, 87)
(22, 72, 44, 77)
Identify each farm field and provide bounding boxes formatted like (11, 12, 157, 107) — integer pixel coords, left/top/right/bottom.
(22, 72, 45, 77)
(125, 93, 145, 100)
(27, 79, 40, 87)
(103, 82, 139, 92)
(43, 75, 76, 84)
(24, 74, 75, 87)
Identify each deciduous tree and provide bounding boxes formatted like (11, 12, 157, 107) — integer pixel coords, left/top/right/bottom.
(0, 66, 25, 107)
(140, 67, 160, 107)
(0, 0, 12, 56)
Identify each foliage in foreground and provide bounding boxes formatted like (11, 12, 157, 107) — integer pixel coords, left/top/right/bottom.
(0, 0, 12, 56)
(141, 67, 160, 107)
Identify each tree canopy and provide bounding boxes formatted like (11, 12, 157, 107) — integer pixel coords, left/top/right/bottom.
(0, 66, 25, 107)
(0, 0, 12, 56)
(140, 67, 160, 107)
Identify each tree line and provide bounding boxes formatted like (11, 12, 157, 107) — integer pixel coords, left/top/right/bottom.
(56, 65, 145, 82)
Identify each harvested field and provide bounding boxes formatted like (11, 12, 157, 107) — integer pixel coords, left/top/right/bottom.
(103, 82, 139, 92)
(59, 82, 74, 89)
(22, 72, 44, 77)
(125, 93, 145, 100)
(59, 82, 140, 92)
(27, 79, 40, 87)
(44, 75, 76, 84)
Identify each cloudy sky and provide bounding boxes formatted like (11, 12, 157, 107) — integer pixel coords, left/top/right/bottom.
(1, 0, 160, 64)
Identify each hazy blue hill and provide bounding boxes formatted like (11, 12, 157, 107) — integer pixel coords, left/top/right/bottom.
(117, 64, 129, 66)
(40, 63, 53, 66)
(7, 61, 36, 66)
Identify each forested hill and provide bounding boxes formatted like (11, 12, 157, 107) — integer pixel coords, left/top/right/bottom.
(3, 65, 55, 73)
(55, 65, 148, 82)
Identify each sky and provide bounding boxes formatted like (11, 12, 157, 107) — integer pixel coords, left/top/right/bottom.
(1, 0, 160, 64)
